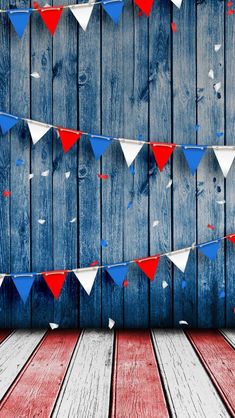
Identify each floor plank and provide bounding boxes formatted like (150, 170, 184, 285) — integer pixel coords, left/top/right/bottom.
(187, 330, 235, 417)
(0, 330, 12, 344)
(220, 329, 235, 349)
(0, 330, 80, 417)
(53, 329, 113, 418)
(0, 329, 46, 401)
(111, 330, 169, 418)
(152, 329, 229, 418)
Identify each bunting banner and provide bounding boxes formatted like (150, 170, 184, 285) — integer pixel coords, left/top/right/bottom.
(0, 233, 234, 301)
(0, 0, 183, 39)
(1, 112, 235, 178)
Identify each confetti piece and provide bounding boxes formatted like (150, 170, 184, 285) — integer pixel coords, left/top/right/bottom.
(216, 200, 226, 205)
(2, 191, 11, 197)
(89, 260, 99, 267)
(15, 159, 24, 166)
(153, 220, 159, 227)
(214, 82, 221, 92)
(100, 239, 108, 247)
(228, 1, 233, 7)
(123, 280, 129, 287)
(219, 290, 225, 299)
(166, 179, 172, 189)
(65, 171, 71, 179)
(49, 322, 59, 330)
(214, 44, 221, 52)
(207, 224, 215, 230)
(208, 69, 214, 80)
(108, 318, 115, 329)
(30, 72, 40, 78)
(227, 9, 235, 15)
(171, 22, 177, 32)
(216, 132, 224, 138)
(127, 201, 132, 209)
(129, 165, 135, 175)
(233, 307, 235, 314)
(97, 174, 109, 180)
(179, 320, 188, 326)
(195, 124, 200, 132)
(41, 170, 49, 177)
(38, 219, 46, 225)
(28, 173, 34, 180)
(137, 9, 143, 17)
(181, 280, 187, 289)
(162, 280, 168, 289)
(69, 217, 77, 223)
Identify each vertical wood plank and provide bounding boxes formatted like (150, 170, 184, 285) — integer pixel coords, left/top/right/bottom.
(197, 0, 225, 327)
(149, 0, 172, 326)
(78, 3, 102, 327)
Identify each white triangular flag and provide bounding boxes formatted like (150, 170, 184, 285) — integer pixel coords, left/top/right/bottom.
(108, 318, 115, 329)
(27, 120, 51, 145)
(120, 140, 144, 167)
(69, 2, 94, 31)
(171, 0, 183, 8)
(167, 248, 191, 273)
(213, 147, 235, 177)
(0, 274, 5, 288)
(49, 322, 59, 330)
(73, 266, 98, 295)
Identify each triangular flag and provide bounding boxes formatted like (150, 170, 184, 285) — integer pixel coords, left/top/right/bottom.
(11, 273, 36, 303)
(151, 143, 176, 172)
(0, 274, 5, 288)
(7, 9, 32, 39)
(198, 239, 221, 261)
(226, 234, 235, 245)
(0, 112, 19, 135)
(182, 145, 207, 175)
(120, 140, 144, 167)
(102, 0, 124, 24)
(69, 3, 94, 31)
(167, 248, 191, 273)
(42, 270, 67, 299)
(73, 267, 98, 295)
(135, 255, 160, 280)
(171, 0, 183, 8)
(134, 0, 154, 16)
(213, 147, 235, 178)
(89, 135, 112, 160)
(58, 128, 82, 153)
(37, 5, 63, 36)
(27, 120, 51, 145)
(105, 263, 128, 287)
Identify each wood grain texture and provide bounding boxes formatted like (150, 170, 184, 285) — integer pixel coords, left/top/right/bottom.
(111, 330, 169, 418)
(53, 329, 113, 418)
(187, 329, 235, 417)
(152, 329, 229, 418)
(0, 330, 79, 417)
(0, 329, 46, 401)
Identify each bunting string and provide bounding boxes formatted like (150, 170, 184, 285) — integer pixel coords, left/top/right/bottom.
(1, 111, 235, 177)
(0, 233, 234, 301)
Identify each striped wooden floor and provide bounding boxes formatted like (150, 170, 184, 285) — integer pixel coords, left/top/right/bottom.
(0, 330, 234, 417)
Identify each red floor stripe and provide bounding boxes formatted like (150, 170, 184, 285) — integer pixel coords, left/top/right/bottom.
(111, 330, 169, 418)
(0, 330, 12, 344)
(0, 330, 80, 417)
(187, 330, 235, 417)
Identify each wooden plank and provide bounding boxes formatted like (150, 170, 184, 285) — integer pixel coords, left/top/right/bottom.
(111, 330, 169, 418)
(172, 0, 197, 327)
(10, 0, 31, 327)
(0, 329, 46, 401)
(53, 0, 78, 327)
(220, 329, 235, 349)
(187, 330, 235, 416)
(152, 329, 229, 417)
(53, 329, 113, 417)
(0, 330, 79, 417)
(78, 0, 102, 327)
(149, 0, 172, 326)
(30, 0, 54, 327)
(197, 0, 225, 327)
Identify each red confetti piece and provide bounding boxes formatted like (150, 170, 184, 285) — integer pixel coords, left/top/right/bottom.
(123, 280, 129, 287)
(207, 224, 215, 230)
(227, 9, 235, 14)
(233, 307, 235, 314)
(97, 174, 109, 180)
(137, 9, 143, 16)
(227, 1, 233, 7)
(89, 260, 99, 267)
(171, 22, 177, 33)
(2, 191, 11, 197)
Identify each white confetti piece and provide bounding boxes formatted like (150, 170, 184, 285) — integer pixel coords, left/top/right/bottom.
(30, 72, 40, 79)
(38, 219, 46, 225)
(153, 220, 159, 227)
(166, 179, 173, 189)
(70, 217, 77, 223)
(28, 173, 34, 180)
(162, 280, 168, 289)
(208, 69, 214, 80)
(214, 44, 221, 52)
(216, 200, 226, 205)
(41, 170, 49, 177)
(214, 82, 221, 93)
(65, 171, 71, 179)
(49, 323, 59, 330)
(108, 318, 115, 329)
(179, 320, 189, 326)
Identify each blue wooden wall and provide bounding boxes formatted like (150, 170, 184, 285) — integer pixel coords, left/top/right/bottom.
(0, 0, 234, 328)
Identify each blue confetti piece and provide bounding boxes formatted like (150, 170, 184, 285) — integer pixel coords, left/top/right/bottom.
(219, 290, 225, 299)
(129, 166, 135, 175)
(127, 201, 132, 209)
(195, 124, 200, 132)
(100, 239, 108, 248)
(16, 159, 24, 166)
(216, 132, 224, 138)
(181, 280, 187, 289)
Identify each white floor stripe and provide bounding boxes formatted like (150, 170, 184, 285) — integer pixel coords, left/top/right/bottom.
(220, 329, 235, 349)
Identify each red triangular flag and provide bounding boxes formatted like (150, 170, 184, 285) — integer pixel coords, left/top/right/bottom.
(135, 255, 160, 280)
(42, 270, 67, 299)
(134, 0, 154, 16)
(151, 142, 176, 172)
(58, 128, 82, 153)
(227, 234, 235, 244)
(37, 5, 63, 36)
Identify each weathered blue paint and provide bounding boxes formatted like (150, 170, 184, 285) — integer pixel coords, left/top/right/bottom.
(0, 0, 234, 328)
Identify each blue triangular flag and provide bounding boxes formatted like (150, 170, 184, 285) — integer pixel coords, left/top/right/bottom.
(102, 0, 124, 24)
(105, 263, 128, 287)
(89, 135, 112, 160)
(7, 9, 32, 39)
(0, 112, 19, 135)
(11, 273, 36, 303)
(198, 239, 221, 261)
(182, 145, 207, 175)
